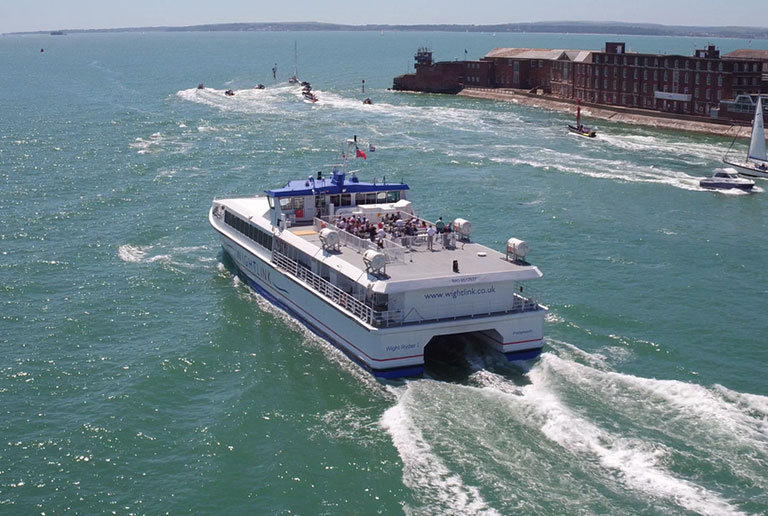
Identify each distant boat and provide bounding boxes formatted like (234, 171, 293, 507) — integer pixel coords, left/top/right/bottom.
(700, 168, 755, 191)
(288, 41, 300, 84)
(224, 89, 235, 97)
(50, 31, 64, 36)
(722, 96, 768, 179)
(363, 98, 373, 105)
(567, 99, 597, 138)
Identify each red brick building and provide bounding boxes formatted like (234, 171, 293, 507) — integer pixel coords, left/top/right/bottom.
(392, 48, 467, 94)
(393, 43, 768, 122)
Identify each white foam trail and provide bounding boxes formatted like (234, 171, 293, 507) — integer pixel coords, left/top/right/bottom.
(176, 85, 299, 115)
(598, 133, 730, 162)
(118, 244, 212, 269)
(512, 353, 759, 516)
(130, 131, 194, 155)
(381, 385, 501, 516)
(118, 244, 149, 263)
(491, 149, 707, 191)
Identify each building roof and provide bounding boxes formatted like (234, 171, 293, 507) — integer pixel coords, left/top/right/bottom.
(723, 49, 768, 61)
(484, 47, 593, 62)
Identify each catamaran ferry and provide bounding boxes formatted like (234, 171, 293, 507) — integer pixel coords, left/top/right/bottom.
(209, 138, 547, 378)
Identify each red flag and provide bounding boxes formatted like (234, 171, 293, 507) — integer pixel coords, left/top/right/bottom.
(356, 148, 367, 159)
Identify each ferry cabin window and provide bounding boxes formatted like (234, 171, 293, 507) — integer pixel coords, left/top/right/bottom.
(279, 197, 304, 210)
(329, 194, 352, 207)
(386, 191, 401, 202)
(268, 197, 275, 209)
(223, 211, 272, 250)
(356, 192, 378, 205)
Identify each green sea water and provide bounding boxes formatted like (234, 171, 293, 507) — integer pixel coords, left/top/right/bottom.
(1, 30, 767, 515)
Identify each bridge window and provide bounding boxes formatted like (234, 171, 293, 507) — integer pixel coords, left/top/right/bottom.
(279, 197, 304, 210)
(387, 191, 401, 202)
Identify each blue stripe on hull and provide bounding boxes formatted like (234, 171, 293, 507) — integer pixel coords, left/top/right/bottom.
(225, 247, 422, 379)
(504, 348, 543, 362)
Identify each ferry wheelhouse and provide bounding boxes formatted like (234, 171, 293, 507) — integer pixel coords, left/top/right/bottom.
(209, 138, 547, 378)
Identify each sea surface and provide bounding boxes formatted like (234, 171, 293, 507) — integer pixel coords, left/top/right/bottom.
(2, 30, 768, 515)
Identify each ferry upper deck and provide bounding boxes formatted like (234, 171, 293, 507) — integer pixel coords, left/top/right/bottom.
(219, 194, 542, 291)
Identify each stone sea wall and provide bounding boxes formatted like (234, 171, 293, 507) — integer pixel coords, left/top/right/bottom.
(458, 88, 763, 140)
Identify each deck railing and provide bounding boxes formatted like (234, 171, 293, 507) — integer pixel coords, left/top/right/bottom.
(271, 247, 542, 329)
(272, 251, 375, 324)
(313, 217, 406, 263)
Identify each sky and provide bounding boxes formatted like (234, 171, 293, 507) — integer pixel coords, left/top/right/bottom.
(1, 0, 767, 34)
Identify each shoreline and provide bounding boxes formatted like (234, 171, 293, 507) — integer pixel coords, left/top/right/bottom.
(458, 88, 759, 140)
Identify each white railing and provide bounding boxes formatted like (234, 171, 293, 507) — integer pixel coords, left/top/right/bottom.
(313, 217, 406, 264)
(271, 245, 542, 329)
(272, 251, 375, 324)
(371, 287, 543, 328)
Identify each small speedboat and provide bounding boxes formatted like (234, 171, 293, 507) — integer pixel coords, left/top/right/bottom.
(700, 169, 755, 191)
(197, 83, 205, 89)
(567, 124, 597, 138)
(255, 84, 265, 90)
(224, 89, 235, 97)
(567, 99, 597, 138)
(363, 98, 373, 105)
(303, 91, 318, 103)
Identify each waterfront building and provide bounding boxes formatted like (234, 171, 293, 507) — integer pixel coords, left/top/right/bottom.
(393, 42, 767, 123)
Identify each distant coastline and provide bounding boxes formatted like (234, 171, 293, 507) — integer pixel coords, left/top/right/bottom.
(5, 21, 768, 40)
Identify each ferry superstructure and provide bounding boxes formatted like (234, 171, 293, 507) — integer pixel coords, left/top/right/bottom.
(209, 139, 547, 378)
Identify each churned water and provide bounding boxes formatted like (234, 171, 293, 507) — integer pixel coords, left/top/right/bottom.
(1, 30, 767, 515)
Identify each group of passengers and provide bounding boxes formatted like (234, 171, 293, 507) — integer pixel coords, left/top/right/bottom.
(330, 212, 453, 250)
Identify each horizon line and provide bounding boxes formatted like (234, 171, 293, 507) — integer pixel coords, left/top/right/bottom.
(5, 20, 768, 38)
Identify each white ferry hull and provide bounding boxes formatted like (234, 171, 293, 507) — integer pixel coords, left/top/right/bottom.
(217, 233, 546, 378)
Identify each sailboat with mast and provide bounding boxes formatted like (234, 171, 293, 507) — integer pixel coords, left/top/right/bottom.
(723, 96, 768, 179)
(567, 99, 597, 138)
(288, 41, 300, 84)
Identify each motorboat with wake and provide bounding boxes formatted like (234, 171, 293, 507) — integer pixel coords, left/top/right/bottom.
(301, 81, 318, 103)
(567, 99, 597, 138)
(722, 96, 768, 179)
(209, 136, 547, 378)
(700, 168, 755, 191)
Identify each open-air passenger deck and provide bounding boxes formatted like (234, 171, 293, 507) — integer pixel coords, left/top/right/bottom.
(288, 221, 540, 284)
